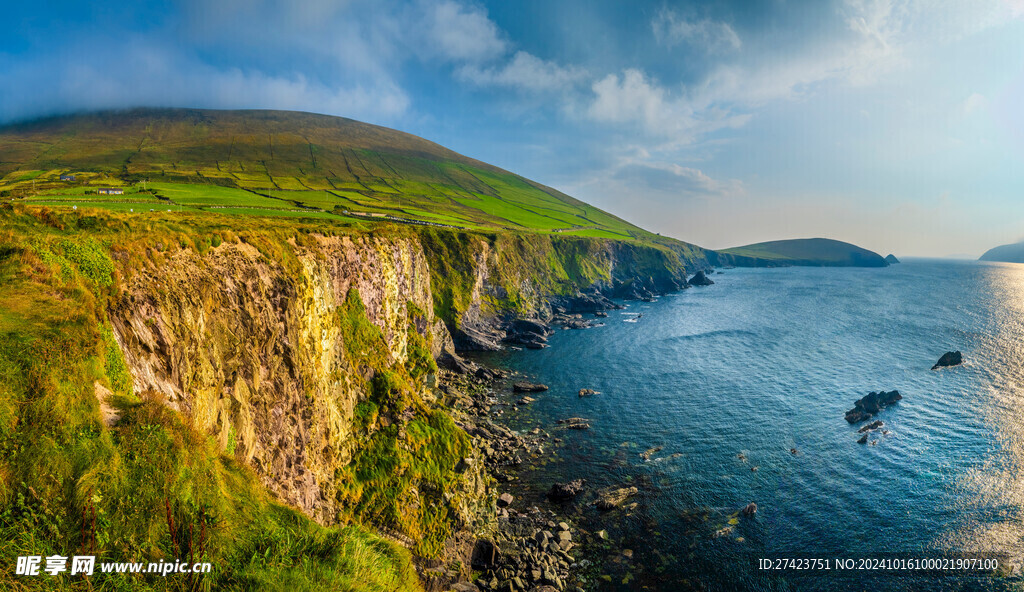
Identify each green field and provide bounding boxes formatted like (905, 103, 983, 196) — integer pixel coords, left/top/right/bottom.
(0, 108, 672, 241)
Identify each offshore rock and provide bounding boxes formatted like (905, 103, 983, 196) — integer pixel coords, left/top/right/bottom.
(513, 382, 549, 393)
(932, 351, 962, 370)
(547, 479, 586, 502)
(845, 390, 902, 424)
(688, 270, 714, 286)
(595, 486, 638, 511)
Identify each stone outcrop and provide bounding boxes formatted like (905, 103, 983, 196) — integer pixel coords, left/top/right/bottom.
(594, 486, 638, 511)
(513, 382, 549, 393)
(844, 390, 902, 424)
(688, 270, 714, 286)
(932, 351, 962, 370)
(547, 479, 586, 502)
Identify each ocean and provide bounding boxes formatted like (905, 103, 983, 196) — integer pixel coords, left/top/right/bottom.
(477, 259, 1024, 591)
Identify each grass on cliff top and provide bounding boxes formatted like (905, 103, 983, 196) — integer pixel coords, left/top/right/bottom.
(0, 210, 423, 591)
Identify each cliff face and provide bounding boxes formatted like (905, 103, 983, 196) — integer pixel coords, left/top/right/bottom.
(107, 234, 477, 535)
(86, 223, 708, 573)
(420, 230, 700, 350)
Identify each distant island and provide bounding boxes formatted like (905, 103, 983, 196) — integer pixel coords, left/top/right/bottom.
(712, 238, 889, 268)
(979, 241, 1024, 263)
(885, 254, 900, 264)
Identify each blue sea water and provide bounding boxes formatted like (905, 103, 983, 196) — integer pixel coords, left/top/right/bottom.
(476, 260, 1024, 591)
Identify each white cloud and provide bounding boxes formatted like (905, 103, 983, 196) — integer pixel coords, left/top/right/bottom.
(588, 70, 684, 129)
(585, 69, 749, 141)
(0, 41, 410, 124)
(613, 161, 744, 197)
(963, 92, 989, 114)
(425, 0, 507, 62)
(652, 9, 741, 53)
(458, 51, 586, 92)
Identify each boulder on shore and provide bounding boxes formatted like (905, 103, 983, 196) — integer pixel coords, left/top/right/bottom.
(513, 382, 549, 393)
(932, 351, 962, 370)
(844, 390, 902, 424)
(471, 538, 501, 569)
(688, 270, 715, 286)
(547, 479, 586, 502)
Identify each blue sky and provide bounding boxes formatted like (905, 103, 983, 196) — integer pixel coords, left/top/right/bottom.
(2, 0, 1024, 256)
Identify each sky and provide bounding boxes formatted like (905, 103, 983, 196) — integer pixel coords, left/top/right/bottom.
(2, 0, 1024, 256)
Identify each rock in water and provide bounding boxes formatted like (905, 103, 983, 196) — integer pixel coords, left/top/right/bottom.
(578, 388, 598, 397)
(595, 486, 639, 511)
(741, 502, 758, 516)
(513, 382, 549, 393)
(857, 434, 869, 444)
(857, 420, 884, 434)
(688, 270, 715, 286)
(844, 390, 902, 424)
(932, 351, 962, 370)
(547, 479, 586, 502)
(639, 446, 663, 461)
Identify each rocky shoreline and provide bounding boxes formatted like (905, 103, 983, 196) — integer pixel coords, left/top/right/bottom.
(432, 360, 595, 592)
(416, 266, 723, 592)
(429, 284, 699, 591)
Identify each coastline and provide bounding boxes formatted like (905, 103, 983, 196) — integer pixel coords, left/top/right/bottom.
(432, 290, 683, 592)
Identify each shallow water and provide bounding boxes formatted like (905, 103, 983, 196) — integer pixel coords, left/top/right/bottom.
(476, 260, 1024, 591)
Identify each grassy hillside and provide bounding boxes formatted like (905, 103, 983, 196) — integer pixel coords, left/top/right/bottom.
(717, 238, 888, 267)
(0, 108, 678, 242)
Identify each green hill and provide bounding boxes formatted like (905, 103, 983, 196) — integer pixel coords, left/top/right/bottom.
(979, 241, 1024, 263)
(715, 238, 889, 267)
(0, 108, 662, 241)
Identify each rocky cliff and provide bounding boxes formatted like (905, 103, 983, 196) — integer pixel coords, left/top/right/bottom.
(419, 229, 702, 350)
(109, 235, 449, 522)
(99, 223, 702, 565)
(0, 205, 708, 589)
